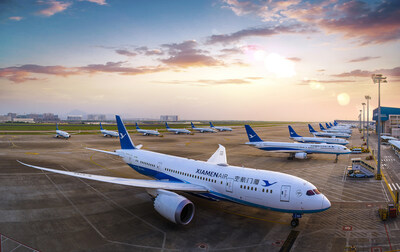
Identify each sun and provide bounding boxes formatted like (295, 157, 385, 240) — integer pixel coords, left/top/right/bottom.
(264, 53, 296, 78)
(337, 93, 350, 106)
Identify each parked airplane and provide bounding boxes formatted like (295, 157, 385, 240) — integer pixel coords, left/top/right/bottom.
(165, 122, 191, 134)
(136, 123, 160, 136)
(245, 125, 351, 161)
(320, 123, 352, 134)
(55, 123, 70, 139)
(191, 122, 215, 133)
(17, 115, 331, 227)
(308, 124, 351, 139)
(334, 121, 356, 128)
(100, 123, 119, 138)
(288, 126, 349, 145)
(209, 122, 232, 132)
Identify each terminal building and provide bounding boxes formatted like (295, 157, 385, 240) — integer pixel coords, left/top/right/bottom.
(373, 107, 400, 138)
(160, 115, 179, 121)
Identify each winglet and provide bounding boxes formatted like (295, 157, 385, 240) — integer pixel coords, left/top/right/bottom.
(319, 123, 326, 131)
(308, 124, 317, 133)
(207, 144, 227, 166)
(288, 125, 302, 138)
(244, 125, 263, 142)
(116, 115, 136, 149)
(100, 122, 103, 130)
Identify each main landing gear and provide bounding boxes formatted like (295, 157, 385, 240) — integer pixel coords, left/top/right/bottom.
(291, 213, 302, 228)
(334, 154, 339, 163)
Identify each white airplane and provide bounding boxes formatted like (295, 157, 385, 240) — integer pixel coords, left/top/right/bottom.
(333, 121, 356, 128)
(191, 122, 215, 133)
(17, 115, 330, 227)
(308, 124, 351, 139)
(320, 123, 352, 134)
(55, 123, 70, 139)
(100, 123, 119, 138)
(165, 122, 191, 134)
(209, 122, 232, 132)
(245, 125, 351, 161)
(136, 122, 160, 136)
(288, 126, 349, 145)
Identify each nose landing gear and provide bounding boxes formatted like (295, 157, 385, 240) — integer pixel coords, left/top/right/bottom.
(291, 213, 302, 227)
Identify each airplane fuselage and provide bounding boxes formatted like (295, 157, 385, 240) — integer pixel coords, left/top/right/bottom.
(101, 129, 119, 137)
(56, 130, 70, 138)
(167, 128, 191, 134)
(117, 148, 330, 214)
(291, 136, 349, 145)
(246, 141, 351, 155)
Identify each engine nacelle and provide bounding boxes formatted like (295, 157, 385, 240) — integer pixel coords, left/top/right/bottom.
(295, 152, 307, 159)
(153, 190, 195, 225)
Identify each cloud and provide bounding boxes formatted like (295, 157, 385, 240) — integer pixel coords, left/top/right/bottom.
(0, 62, 167, 83)
(9, 16, 23, 21)
(332, 67, 400, 78)
(161, 40, 222, 67)
(287, 57, 301, 62)
(206, 24, 316, 45)
(156, 78, 252, 86)
(220, 0, 400, 45)
(298, 79, 356, 85)
(83, 0, 106, 5)
(115, 49, 137, 57)
(37, 0, 71, 17)
(348, 56, 380, 63)
(135, 46, 164, 56)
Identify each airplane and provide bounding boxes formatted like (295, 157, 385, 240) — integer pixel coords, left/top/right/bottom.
(165, 122, 191, 134)
(209, 122, 232, 132)
(334, 121, 356, 128)
(136, 122, 160, 136)
(245, 125, 351, 161)
(320, 123, 352, 134)
(191, 122, 215, 133)
(100, 122, 119, 138)
(308, 124, 351, 139)
(288, 126, 349, 145)
(17, 115, 331, 228)
(55, 123, 71, 139)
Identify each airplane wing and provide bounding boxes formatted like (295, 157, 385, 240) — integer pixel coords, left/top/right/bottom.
(17, 161, 208, 192)
(86, 147, 120, 156)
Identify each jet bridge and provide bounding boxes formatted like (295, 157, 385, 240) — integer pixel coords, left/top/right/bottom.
(347, 158, 375, 178)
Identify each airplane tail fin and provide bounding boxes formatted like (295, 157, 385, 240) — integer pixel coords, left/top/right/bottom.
(209, 122, 215, 128)
(288, 125, 302, 138)
(244, 125, 263, 142)
(319, 123, 326, 131)
(135, 122, 140, 130)
(330, 123, 334, 127)
(308, 124, 317, 133)
(116, 115, 136, 149)
(100, 122, 103, 130)
(325, 123, 330, 128)
(165, 122, 170, 129)
(191, 122, 195, 129)
(334, 121, 338, 126)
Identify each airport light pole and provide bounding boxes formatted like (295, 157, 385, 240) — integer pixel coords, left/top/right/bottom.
(362, 102, 366, 140)
(365, 95, 371, 151)
(371, 74, 387, 180)
(359, 110, 362, 132)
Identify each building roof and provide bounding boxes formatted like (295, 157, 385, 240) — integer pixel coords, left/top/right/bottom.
(373, 107, 400, 122)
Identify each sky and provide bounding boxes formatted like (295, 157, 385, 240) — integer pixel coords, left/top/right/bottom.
(0, 0, 399, 121)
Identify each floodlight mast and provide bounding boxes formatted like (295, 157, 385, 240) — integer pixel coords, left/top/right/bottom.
(371, 74, 387, 180)
(362, 102, 366, 140)
(365, 95, 371, 151)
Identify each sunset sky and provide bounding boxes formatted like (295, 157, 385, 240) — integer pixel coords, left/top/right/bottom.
(1, 0, 399, 121)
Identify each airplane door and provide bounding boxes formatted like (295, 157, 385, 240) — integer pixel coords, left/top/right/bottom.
(280, 185, 291, 202)
(156, 162, 162, 172)
(225, 178, 234, 193)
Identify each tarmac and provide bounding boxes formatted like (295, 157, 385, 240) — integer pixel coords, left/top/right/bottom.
(0, 124, 399, 251)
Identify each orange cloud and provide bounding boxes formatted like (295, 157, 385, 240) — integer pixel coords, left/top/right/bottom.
(37, 0, 71, 17)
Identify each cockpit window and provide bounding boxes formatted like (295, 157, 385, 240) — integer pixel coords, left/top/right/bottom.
(306, 190, 315, 196)
(313, 189, 321, 194)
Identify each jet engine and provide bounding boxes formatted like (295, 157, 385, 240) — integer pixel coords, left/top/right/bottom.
(153, 190, 195, 225)
(294, 152, 307, 159)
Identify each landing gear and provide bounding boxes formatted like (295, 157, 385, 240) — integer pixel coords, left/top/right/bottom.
(335, 154, 339, 163)
(291, 213, 302, 228)
(288, 154, 294, 160)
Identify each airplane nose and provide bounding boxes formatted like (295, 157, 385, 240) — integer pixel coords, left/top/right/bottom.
(322, 195, 331, 209)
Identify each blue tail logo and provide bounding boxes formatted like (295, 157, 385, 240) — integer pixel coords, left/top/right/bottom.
(262, 180, 277, 187)
(209, 122, 214, 128)
(116, 115, 135, 149)
(319, 123, 326, 131)
(288, 125, 301, 138)
(244, 125, 263, 142)
(191, 122, 195, 128)
(308, 124, 317, 133)
(325, 123, 331, 128)
(100, 122, 104, 130)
